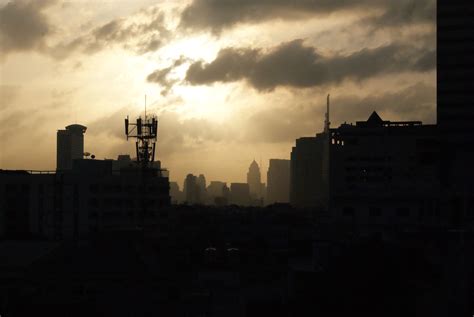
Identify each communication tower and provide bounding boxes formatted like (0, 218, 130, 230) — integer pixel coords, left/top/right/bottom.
(124, 101, 159, 167)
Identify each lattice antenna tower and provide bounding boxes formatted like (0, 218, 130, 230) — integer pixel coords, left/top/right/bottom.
(124, 96, 158, 167)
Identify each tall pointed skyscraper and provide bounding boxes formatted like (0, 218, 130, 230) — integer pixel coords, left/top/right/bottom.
(247, 160, 263, 199)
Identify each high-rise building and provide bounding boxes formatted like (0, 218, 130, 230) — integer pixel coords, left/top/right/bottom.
(197, 174, 207, 202)
(266, 159, 290, 204)
(437, 1, 474, 229)
(247, 160, 264, 200)
(437, 1, 474, 135)
(230, 183, 250, 206)
(290, 135, 327, 207)
(57, 124, 87, 171)
(169, 181, 183, 204)
(207, 181, 225, 197)
(290, 95, 331, 208)
(197, 174, 207, 191)
(328, 111, 440, 228)
(184, 174, 201, 204)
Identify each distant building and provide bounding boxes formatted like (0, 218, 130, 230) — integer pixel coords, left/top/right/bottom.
(247, 160, 265, 202)
(221, 184, 231, 206)
(266, 159, 290, 205)
(207, 181, 225, 198)
(206, 181, 227, 205)
(56, 124, 87, 171)
(184, 174, 201, 204)
(197, 174, 207, 192)
(197, 174, 207, 202)
(230, 183, 250, 206)
(169, 181, 183, 204)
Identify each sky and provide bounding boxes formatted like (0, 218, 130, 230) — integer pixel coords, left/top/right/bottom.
(0, 0, 436, 187)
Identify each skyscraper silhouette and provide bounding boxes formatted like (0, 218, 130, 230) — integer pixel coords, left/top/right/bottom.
(56, 124, 87, 171)
(247, 160, 264, 200)
(266, 159, 290, 204)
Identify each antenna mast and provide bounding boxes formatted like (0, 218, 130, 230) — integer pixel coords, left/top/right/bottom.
(124, 100, 158, 167)
(324, 94, 330, 132)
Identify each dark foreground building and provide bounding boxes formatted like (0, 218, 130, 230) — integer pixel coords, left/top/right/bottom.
(327, 112, 441, 233)
(0, 159, 170, 241)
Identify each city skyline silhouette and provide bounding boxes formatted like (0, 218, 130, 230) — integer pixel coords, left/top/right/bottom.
(1, 1, 474, 316)
(0, 0, 436, 185)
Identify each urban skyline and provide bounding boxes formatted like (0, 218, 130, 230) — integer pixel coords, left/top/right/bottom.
(0, 0, 436, 185)
(1, 1, 473, 316)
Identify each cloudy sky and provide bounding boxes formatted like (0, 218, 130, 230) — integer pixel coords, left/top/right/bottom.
(0, 0, 436, 187)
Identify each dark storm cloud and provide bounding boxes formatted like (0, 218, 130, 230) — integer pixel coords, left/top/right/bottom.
(244, 82, 436, 143)
(180, 0, 435, 33)
(185, 40, 435, 91)
(413, 50, 436, 72)
(0, 0, 57, 54)
(366, 0, 436, 28)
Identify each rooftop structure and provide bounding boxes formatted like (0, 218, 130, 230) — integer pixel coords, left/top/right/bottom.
(56, 124, 87, 171)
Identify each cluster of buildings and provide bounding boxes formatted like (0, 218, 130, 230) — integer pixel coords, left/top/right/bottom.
(0, 123, 170, 241)
(290, 94, 473, 233)
(1, 89, 472, 241)
(169, 159, 290, 207)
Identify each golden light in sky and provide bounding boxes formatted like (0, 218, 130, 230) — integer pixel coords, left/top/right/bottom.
(0, 0, 436, 186)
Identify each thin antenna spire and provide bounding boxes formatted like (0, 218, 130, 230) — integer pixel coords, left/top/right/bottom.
(145, 94, 147, 121)
(324, 93, 330, 132)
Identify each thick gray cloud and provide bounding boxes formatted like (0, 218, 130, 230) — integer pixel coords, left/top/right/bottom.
(367, 1, 436, 28)
(180, 0, 435, 33)
(185, 40, 436, 91)
(0, 0, 57, 54)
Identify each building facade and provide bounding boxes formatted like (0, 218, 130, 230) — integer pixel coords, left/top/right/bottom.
(57, 124, 87, 171)
(230, 183, 251, 206)
(266, 159, 290, 205)
(0, 159, 170, 240)
(326, 112, 442, 232)
(290, 134, 328, 208)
